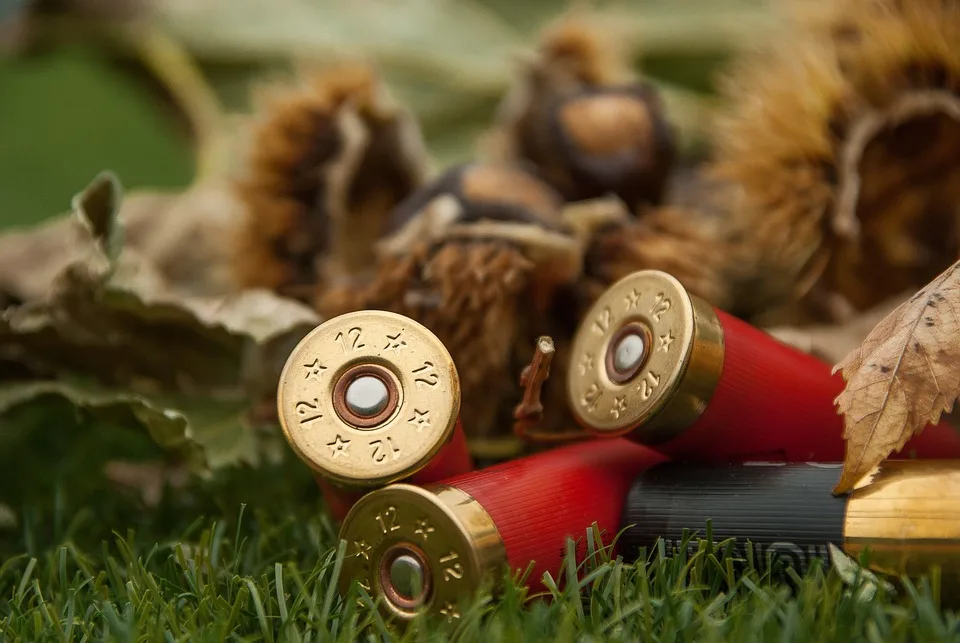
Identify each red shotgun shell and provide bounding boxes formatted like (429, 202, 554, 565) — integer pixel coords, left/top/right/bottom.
(277, 310, 473, 521)
(336, 438, 668, 624)
(566, 270, 960, 462)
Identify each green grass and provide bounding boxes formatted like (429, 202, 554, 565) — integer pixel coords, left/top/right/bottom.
(2, 409, 960, 643)
(2, 7, 960, 640)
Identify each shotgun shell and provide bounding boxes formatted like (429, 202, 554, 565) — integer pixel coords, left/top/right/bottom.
(278, 310, 472, 520)
(566, 270, 960, 462)
(620, 460, 960, 589)
(337, 438, 669, 624)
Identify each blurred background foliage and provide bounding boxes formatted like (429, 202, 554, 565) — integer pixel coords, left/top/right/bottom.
(0, 0, 777, 520)
(0, 0, 775, 229)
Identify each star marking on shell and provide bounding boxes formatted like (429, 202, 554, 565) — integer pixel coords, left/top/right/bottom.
(384, 331, 407, 354)
(328, 434, 350, 458)
(303, 358, 327, 380)
(440, 602, 461, 622)
(624, 288, 641, 310)
(657, 332, 675, 352)
(407, 409, 432, 432)
(353, 539, 371, 560)
(610, 396, 627, 419)
(414, 519, 435, 540)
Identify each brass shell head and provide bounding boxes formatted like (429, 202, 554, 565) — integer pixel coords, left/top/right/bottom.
(566, 270, 724, 442)
(845, 460, 960, 585)
(338, 483, 505, 625)
(277, 310, 461, 488)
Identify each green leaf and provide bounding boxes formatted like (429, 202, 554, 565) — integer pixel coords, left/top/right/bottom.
(0, 380, 209, 473)
(150, 0, 747, 164)
(0, 180, 248, 304)
(1, 174, 320, 392)
(0, 173, 320, 472)
(155, 0, 523, 87)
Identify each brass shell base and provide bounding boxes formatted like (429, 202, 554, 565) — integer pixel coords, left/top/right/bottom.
(566, 270, 724, 442)
(277, 310, 461, 488)
(338, 483, 506, 624)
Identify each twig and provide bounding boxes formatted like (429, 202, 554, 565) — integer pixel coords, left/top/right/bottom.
(513, 336, 591, 443)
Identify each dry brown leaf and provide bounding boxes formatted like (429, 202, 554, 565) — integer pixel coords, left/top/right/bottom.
(119, 181, 248, 298)
(833, 259, 960, 493)
(0, 173, 320, 474)
(0, 180, 246, 305)
(1, 173, 318, 396)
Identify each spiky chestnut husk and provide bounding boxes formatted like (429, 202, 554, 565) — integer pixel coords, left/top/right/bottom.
(318, 161, 584, 442)
(492, 197, 746, 446)
(483, 15, 677, 210)
(710, 0, 960, 324)
(379, 161, 584, 299)
(523, 13, 634, 88)
(318, 241, 533, 440)
(231, 63, 429, 302)
(580, 204, 741, 313)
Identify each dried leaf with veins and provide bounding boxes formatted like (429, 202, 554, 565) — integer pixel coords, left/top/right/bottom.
(0, 181, 246, 305)
(833, 260, 960, 494)
(0, 173, 319, 474)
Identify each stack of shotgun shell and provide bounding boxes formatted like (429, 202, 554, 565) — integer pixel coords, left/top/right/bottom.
(277, 269, 960, 625)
